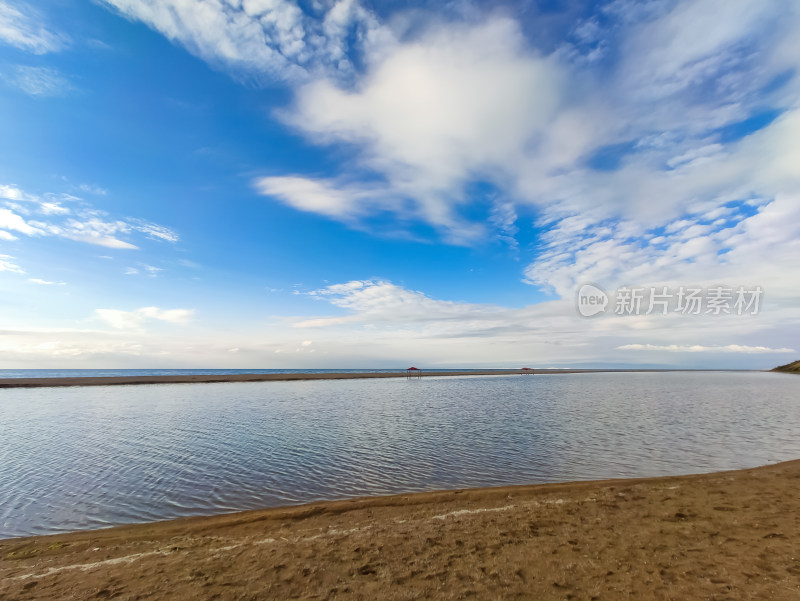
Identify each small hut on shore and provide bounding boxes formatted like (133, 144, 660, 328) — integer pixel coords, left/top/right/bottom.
(406, 366, 421, 379)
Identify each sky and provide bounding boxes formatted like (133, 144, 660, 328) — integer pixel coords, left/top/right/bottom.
(0, 0, 798, 369)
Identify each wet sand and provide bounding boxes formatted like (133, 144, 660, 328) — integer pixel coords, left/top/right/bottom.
(0, 369, 744, 388)
(0, 370, 521, 388)
(2, 460, 798, 600)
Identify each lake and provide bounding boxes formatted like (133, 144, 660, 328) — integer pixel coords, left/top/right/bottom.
(1, 371, 798, 539)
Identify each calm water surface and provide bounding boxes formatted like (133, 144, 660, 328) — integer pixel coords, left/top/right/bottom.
(1, 371, 798, 538)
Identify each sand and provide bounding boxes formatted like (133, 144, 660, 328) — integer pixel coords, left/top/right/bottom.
(0, 369, 744, 389)
(0, 371, 522, 388)
(2, 461, 799, 600)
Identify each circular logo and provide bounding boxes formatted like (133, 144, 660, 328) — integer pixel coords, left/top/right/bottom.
(576, 283, 608, 317)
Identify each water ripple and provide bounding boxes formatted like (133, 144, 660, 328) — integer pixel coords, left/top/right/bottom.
(1, 372, 799, 538)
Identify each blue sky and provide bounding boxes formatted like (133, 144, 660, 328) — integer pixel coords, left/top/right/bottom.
(1, 0, 799, 368)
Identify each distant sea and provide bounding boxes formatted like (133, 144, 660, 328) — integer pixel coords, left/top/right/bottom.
(0, 368, 510, 379)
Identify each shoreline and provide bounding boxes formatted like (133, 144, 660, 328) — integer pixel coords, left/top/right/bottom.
(2, 460, 798, 599)
(0, 368, 762, 389)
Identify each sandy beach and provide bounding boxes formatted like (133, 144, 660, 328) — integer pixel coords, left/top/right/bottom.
(0, 371, 520, 388)
(2, 460, 798, 600)
(0, 369, 745, 389)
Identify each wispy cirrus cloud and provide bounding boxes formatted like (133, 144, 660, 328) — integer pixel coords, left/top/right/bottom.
(129, 220, 180, 243)
(42, 216, 140, 250)
(124, 264, 162, 277)
(95, 306, 194, 330)
(0, 253, 24, 273)
(77, 183, 108, 196)
(0, 183, 179, 250)
(618, 344, 796, 354)
(0, 0, 68, 54)
(300, 280, 505, 329)
(0, 337, 148, 360)
(2, 65, 73, 96)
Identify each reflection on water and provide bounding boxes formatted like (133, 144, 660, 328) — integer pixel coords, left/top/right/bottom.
(1, 371, 798, 538)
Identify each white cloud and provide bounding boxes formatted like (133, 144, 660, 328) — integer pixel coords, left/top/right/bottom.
(28, 277, 65, 285)
(279, 278, 800, 368)
(254, 176, 396, 220)
(302, 280, 502, 326)
(3, 65, 73, 96)
(0, 1, 67, 54)
(131, 220, 180, 243)
(262, 18, 562, 240)
(1, 183, 180, 250)
(39, 201, 70, 215)
(249, 0, 799, 250)
(78, 184, 108, 195)
(0, 339, 147, 359)
(524, 192, 800, 304)
(619, 0, 785, 102)
(99, 0, 390, 83)
(0, 254, 24, 273)
(177, 258, 201, 269)
(43, 217, 139, 249)
(95, 307, 194, 329)
(0, 276, 793, 368)
(100, 1, 799, 250)
(618, 344, 796, 354)
(0, 207, 44, 235)
(0, 327, 263, 366)
(5, 0, 789, 368)
(125, 263, 163, 277)
(0, 184, 36, 202)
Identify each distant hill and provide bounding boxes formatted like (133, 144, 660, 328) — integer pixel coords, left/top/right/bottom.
(773, 360, 800, 374)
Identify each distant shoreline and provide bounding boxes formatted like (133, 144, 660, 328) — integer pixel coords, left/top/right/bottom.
(0, 368, 765, 388)
(772, 360, 800, 374)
